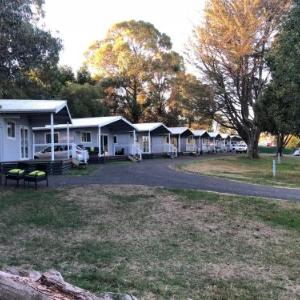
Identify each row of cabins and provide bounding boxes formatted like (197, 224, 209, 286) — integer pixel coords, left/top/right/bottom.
(0, 99, 241, 165)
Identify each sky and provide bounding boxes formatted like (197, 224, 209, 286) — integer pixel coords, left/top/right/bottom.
(43, 0, 205, 72)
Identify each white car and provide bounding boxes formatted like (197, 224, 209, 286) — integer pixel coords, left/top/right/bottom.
(35, 144, 89, 162)
(293, 148, 300, 156)
(235, 143, 248, 153)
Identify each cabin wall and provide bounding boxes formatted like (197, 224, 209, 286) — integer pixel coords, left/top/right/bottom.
(0, 115, 33, 162)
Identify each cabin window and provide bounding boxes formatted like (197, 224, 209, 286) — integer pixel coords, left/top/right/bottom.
(7, 121, 16, 138)
(81, 131, 92, 143)
(45, 132, 59, 144)
(113, 135, 118, 144)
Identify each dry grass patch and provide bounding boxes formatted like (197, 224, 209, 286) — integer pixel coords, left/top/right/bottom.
(0, 185, 299, 299)
(179, 155, 300, 188)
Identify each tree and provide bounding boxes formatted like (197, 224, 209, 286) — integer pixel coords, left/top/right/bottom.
(76, 66, 95, 85)
(85, 20, 182, 123)
(259, 0, 300, 156)
(190, 0, 291, 158)
(0, 0, 62, 98)
(169, 73, 214, 128)
(58, 83, 108, 118)
(258, 83, 294, 156)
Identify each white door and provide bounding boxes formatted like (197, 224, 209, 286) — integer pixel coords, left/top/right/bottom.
(20, 126, 29, 159)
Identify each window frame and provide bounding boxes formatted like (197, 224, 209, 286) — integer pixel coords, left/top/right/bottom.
(7, 120, 16, 139)
(45, 132, 59, 144)
(113, 135, 118, 144)
(81, 131, 92, 143)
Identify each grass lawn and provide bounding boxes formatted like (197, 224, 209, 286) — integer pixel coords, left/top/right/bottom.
(179, 155, 300, 188)
(0, 185, 299, 299)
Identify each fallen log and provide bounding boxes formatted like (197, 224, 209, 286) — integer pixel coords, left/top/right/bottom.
(0, 267, 137, 300)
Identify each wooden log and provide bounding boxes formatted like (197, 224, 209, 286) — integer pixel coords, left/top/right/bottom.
(0, 268, 137, 300)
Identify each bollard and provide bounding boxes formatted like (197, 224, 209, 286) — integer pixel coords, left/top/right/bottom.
(272, 159, 276, 177)
(277, 153, 281, 164)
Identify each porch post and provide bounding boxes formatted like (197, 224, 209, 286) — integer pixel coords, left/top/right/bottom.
(168, 133, 171, 153)
(213, 137, 216, 152)
(67, 122, 70, 158)
(133, 130, 136, 143)
(178, 135, 181, 153)
(50, 113, 54, 161)
(32, 131, 35, 160)
(148, 131, 151, 153)
(98, 126, 102, 157)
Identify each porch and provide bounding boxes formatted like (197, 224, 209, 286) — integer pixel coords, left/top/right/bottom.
(0, 159, 72, 176)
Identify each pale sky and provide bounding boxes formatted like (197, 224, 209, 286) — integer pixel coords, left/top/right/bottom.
(43, 0, 205, 72)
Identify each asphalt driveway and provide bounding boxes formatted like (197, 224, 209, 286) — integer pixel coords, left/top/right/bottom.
(49, 156, 300, 201)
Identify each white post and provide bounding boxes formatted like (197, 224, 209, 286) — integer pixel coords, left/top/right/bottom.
(168, 133, 171, 153)
(178, 135, 181, 153)
(272, 159, 276, 177)
(98, 126, 102, 157)
(50, 113, 54, 161)
(277, 153, 281, 164)
(67, 122, 70, 159)
(148, 131, 151, 153)
(32, 131, 35, 160)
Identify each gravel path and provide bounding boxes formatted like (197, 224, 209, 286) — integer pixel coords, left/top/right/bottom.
(49, 156, 300, 201)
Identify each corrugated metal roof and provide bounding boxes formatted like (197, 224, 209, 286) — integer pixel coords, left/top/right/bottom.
(33, 116, 134, 130)
(133, 122, 170, 133)
(192, 129, 208, 137)
(208, 132, 222, 138)
(168, 127, 190, 135)
(0, 99, 67, 113)
(220, 133, 230, 139)
(71, 116, 123, 128)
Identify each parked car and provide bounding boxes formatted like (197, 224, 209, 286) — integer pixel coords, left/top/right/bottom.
(293, 148, 300, 156)
(34, 144, 89, 162)
(235, 143, 248, 153)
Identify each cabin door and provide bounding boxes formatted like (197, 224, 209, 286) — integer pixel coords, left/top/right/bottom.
(101, 135, 109, 156)
(0, 126, 3, 162)
(20, 126, 29, 160)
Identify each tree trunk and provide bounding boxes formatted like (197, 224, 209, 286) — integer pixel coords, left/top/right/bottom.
(247, 130, 260, 159)
(276, 133, 284, 157)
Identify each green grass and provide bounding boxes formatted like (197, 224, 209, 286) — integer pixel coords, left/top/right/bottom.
(179, 155, 300, 188)
(65, 164, 99, 176)
(0, 185, 299, 299)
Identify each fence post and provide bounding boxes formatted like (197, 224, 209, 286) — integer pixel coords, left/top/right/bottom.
(272, 159, 276, 177)
(277, 153, 281, 164)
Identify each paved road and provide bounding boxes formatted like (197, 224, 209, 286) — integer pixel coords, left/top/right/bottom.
(49, 156, 300, 201)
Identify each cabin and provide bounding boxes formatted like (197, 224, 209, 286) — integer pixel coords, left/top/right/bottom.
(192, 130, 211, 153)
(133, 123, 177, 158)
(168, 127, 196, 154)
(220, 133, 231, 152)
(33, 116, 140, 161)
(0, 99, 71, 163)
(208, 132, 223, 152)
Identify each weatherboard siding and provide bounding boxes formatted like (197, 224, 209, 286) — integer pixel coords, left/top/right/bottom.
(0, 115, 33, 162)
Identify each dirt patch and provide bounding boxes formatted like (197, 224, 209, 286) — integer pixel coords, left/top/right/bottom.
(183, 160, 252, 175)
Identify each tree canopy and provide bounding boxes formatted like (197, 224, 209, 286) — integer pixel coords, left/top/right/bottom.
(259, 0, 300, 154)
(190, 0, 291, 158)
(85, 20, 184, 123)
(0, 0, 62, 98)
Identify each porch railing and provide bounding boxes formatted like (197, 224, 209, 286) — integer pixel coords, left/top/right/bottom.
(33, 142, 88, 164)
(186, 144, 197, 152)
(130, 143, 143, 160)
(163, 143, 178, 157)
